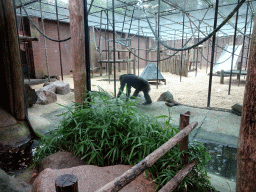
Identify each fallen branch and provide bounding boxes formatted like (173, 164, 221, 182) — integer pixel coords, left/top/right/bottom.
(96, 121, 198, 192)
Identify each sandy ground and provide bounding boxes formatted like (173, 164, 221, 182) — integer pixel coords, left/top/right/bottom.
(31, 67, 246, 110)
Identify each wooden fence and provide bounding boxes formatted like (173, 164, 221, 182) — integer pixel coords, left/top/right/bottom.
(160, 54, 189, 77)
(55, 112, 198, 192)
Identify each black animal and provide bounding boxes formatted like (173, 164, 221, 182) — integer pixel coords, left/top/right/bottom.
(117, 74, 152, 105)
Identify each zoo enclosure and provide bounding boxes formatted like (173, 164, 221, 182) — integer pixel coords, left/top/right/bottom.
(15, 0, 256, 106)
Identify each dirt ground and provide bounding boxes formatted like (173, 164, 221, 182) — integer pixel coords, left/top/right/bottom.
(31, 67, 246, 110)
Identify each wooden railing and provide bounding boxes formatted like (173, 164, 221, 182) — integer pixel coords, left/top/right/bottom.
(96, 112, 198, 192)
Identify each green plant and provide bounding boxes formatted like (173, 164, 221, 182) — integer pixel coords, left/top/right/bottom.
(33, 88, 216, 191)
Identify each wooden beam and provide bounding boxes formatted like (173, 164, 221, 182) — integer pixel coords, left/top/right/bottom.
(19, 36, 39, 42)
(159, 160, 197, 192)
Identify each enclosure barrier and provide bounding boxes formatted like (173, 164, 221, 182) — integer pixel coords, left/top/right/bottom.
(96, 116, 198, 192)
(54, 113, 198, 192)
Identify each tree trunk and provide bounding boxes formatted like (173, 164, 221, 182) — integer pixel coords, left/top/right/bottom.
(1, 0, 26, 120)
(69, 0, 87, 104)
(236, 13, 256, 192)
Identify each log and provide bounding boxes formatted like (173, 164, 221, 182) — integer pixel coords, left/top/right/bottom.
(220, 70, 224, 84)
(159, 159, 197, 192)
(55, 174, 78, 192)
(19, 36, 39, 42)
(96, 121, 198, 192)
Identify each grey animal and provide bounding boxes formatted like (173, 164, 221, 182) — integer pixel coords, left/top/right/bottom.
(117, 74, 152, 105)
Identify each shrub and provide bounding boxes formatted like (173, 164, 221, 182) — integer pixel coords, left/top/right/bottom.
(33, 88, 216, 191)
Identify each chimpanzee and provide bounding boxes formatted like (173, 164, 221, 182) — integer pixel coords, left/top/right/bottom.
(117, 74, 152, 105)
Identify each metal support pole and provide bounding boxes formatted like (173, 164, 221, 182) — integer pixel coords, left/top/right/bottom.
(238, 1, 249, 86)
(228, 0, 240, 95)
(106, 9, 110, 83)
(122, 6, 127, 34)
(138, 19, 140, 76)
(55, 0, 63, 81)
(206, 27, 210, 73)
(245, 14, 253, 71)
(105, 25, 107, 75)
(157, 0, 161, 89)
(214, 32, 218, 66)
(20, 7, 31, 81)
(180, 12, 185, 82)
(84, 0, 91, 92)
(128, 7, 135, 39)
(112, 0, 116, 97)
(196, 29, 199, 76)
(207, 0, 219, 107)
(40, 0, 50, 82)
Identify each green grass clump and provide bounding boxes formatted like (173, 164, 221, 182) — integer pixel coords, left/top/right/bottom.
(33, 88, 216, 191)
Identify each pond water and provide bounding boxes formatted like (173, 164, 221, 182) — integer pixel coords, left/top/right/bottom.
(204, 142, 237, 182)
(0, 140, 34, 176)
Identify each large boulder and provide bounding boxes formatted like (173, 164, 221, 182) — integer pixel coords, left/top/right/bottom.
(36, 81, 70, 105)
(24, 84, 37, 108)
(52, 81, 70, 95)
(32, 165, 157, 192)
(36, 90, 57, 105)
(157, 91, 174, 103)
(0, 169, 32, 192)
(39, 151, 86, 173)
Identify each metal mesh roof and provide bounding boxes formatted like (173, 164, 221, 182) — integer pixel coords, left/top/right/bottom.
(15, 0, 256, 40)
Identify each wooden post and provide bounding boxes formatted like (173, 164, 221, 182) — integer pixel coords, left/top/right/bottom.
(126, 56, 130, 74)
(179, 111, 190, 165)
(1, 0, 26, 120)
(237, 62, 242, 79)
(69, 0, 87, 104)
(55, 174, 78, 192)
(220, 70, 224, 84)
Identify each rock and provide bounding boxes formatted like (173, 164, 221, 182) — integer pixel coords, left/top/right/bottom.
(0, 169, 32, 192)
(0, 108, 17, 128)
(32, 165, 156, 192)
(24, 84, 37, 108)
(15, 166, 39, 185)
(0, 110, 31, 152)
(36, 90, 57, 105)
(39, 151, 86, 173)
(231, 103, 243, 116)
(0, 121, 31, 149)
(157, 91, 174, 102)
(52, 81, 70, 95)
(165, 102, 177, 107)
(42, 83, 56, 93)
